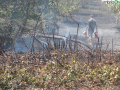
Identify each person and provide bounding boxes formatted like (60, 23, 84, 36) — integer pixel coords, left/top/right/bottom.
(87, 15, 97, 43)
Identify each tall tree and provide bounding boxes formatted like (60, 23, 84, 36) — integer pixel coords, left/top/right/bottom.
(0, 0, 89, 51)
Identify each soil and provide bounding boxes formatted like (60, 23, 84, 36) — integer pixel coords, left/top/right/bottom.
(57, 0, 120, 51)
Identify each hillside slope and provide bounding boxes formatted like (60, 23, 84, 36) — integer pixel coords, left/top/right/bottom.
(77, 0, 117, 29)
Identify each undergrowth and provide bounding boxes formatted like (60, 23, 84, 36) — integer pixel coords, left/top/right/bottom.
(0, 50, 120, 90)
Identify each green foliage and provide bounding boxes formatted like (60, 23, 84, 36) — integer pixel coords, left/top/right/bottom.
(28, 12, 39, 20)
(0, 0, 90, 49)
(108, 4, 120, 21)
(49, 0, 87, 16)
(0, 0, 87, 37)
(108, 4, 120, 14)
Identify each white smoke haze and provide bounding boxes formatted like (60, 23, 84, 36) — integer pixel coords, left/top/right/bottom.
(13, 22, 86, 52)
(12, 14, 120, 52)
(13, 22, 120, 52)
(58, 17, 86, 37)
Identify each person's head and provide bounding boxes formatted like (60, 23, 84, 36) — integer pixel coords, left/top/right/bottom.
(90, 15, 93, 19)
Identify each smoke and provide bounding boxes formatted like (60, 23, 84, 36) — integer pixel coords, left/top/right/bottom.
(63, 27, 69, 41)
(13, 37, 31, 52)
(12, 16, 88, 52)
(78, 17, 86, 36)
(13, 35, 48, 52)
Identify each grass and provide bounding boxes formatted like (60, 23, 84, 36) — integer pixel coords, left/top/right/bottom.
(0, 48, 120, 90)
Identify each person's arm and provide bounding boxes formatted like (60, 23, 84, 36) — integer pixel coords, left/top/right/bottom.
(96, 25, 97, 32)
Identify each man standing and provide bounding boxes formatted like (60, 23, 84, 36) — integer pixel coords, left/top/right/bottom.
(87, 15, 97, 43)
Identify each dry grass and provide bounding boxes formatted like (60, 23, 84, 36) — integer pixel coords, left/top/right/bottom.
(0, 48, 120, 90)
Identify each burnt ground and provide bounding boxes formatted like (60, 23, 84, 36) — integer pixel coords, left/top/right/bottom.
(57, 0, 120, 51)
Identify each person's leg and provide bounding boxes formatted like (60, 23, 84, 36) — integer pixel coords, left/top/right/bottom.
(89, 35, 92, 43)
